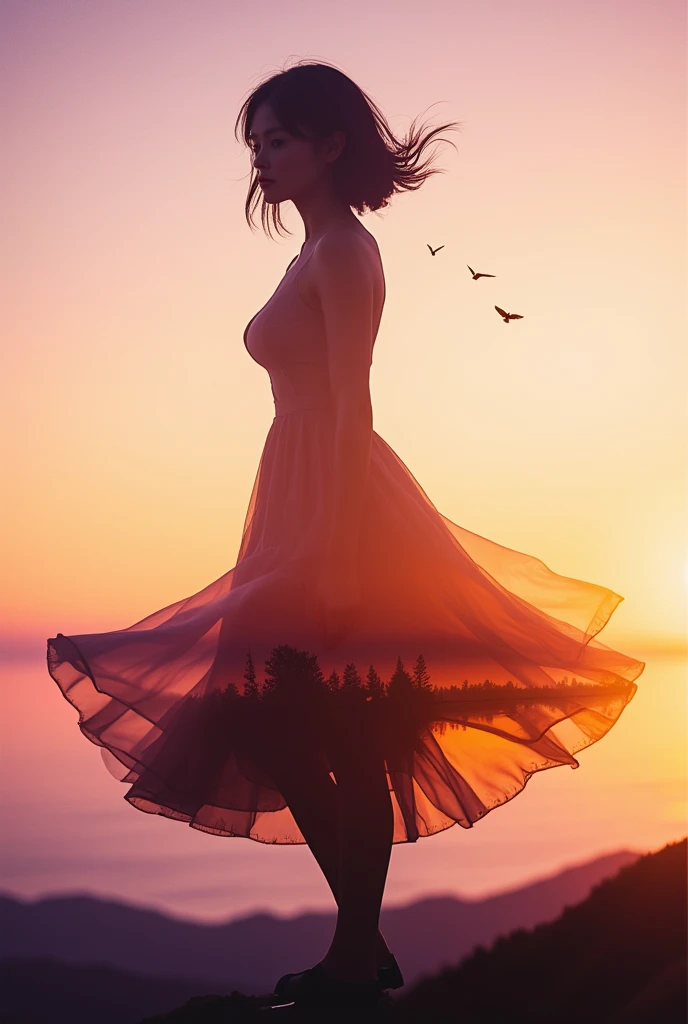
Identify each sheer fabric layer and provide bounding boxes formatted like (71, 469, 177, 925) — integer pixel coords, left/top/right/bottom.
(47, 418, 643, 844)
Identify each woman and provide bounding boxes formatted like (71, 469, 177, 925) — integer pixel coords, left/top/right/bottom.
(47, 60, 645, 1011)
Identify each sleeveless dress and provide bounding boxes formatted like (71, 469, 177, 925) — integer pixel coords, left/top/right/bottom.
(46, 241, 646, 844)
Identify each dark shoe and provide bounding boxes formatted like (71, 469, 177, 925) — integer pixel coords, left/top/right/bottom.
(377, 952, 405, 990)
(273, 962, 384, 1008)
(276, 951, 404, 996)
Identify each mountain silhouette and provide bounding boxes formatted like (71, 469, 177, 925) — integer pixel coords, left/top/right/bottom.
(2, 839, 683, 1022)
(396, 837, 686, 1024)
(1, 848, 641, 993)
(0, 957, 219, 1024)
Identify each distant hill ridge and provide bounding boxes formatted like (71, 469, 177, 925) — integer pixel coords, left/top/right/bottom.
(396, 836, 687, 1023)
(1, 846, 643, 991)
(1, 839, 684, 1023)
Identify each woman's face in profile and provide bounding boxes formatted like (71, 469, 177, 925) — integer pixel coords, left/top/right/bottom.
(248, 100, 340, 205)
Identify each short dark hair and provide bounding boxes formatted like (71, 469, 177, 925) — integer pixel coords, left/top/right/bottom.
(234, 59, 463, 239)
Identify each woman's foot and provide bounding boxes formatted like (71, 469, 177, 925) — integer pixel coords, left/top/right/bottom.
(376, 951, 405, 990)
(274, 952, 404, 998)
(273, 962, 384, 1008)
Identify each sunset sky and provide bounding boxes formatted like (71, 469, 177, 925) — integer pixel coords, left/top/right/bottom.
(1, 0, 686, 917)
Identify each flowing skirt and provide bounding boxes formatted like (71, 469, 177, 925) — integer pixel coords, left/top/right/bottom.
(47, 412, 645, 843)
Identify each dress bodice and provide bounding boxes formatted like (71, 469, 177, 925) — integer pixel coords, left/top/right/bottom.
(243, 250, 334, 418)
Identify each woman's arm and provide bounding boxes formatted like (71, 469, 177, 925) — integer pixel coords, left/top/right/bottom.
(312, 231, 377, 564)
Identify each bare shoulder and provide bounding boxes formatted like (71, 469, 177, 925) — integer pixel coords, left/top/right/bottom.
(314, 225, 380, 267)
(303, 226, 383, 310)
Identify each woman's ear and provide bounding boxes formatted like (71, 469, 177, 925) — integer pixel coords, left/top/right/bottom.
(324, 129, 346, 164)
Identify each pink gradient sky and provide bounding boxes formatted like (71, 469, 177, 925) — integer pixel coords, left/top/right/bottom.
(1, 0, 686, 916)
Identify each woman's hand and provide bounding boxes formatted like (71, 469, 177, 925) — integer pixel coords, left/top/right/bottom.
(315, 552, 362, 649)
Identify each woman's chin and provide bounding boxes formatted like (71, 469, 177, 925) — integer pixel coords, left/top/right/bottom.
(260, 182, 281, 202)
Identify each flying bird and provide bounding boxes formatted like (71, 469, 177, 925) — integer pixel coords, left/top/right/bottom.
(495, 306, 523, 323)
(427, 244, 445, 256)
(467, 265, 495, 280)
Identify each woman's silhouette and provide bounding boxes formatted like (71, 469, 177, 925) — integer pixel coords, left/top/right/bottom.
(47, 60, 645, 1010)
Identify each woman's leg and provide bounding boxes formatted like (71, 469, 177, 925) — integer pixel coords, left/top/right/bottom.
(318, 703, 395, 982)
(260, 721, 393, 968)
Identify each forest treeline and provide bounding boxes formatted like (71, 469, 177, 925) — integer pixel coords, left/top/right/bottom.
(187, 643, 633, 733)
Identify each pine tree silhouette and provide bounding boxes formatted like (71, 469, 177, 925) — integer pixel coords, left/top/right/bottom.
(364, 663, 386, 698)
(262, 644, 326, 701)
(412, 653, 432, 691)
(327, 669, 341, 694)
(243, 648, 261, 699)
(388, 655, 414, 698)
(341, 661, 363, 691)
